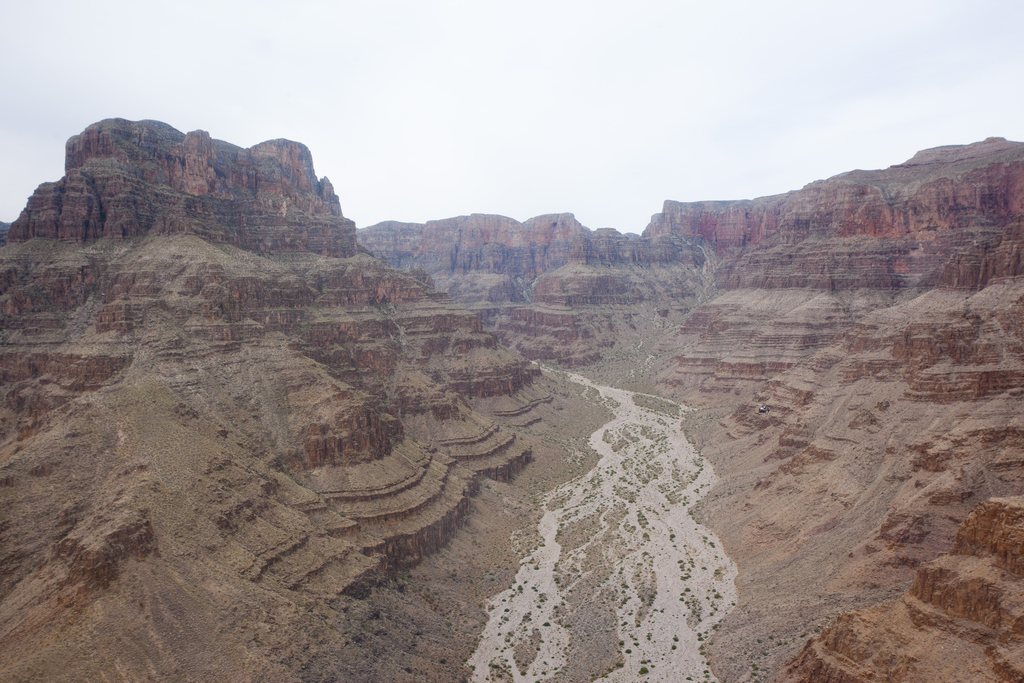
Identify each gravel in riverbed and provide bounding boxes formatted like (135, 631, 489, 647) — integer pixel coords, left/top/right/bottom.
(469, 373, 738, 682)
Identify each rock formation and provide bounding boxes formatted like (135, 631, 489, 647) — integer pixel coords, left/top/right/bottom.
(359, 212, 588, 290)
(0, 119, 548, 682)
(357, 136, 1024, 682)
(651, 137, 1024, 400)
(653, 141, 1024, 682)
(783, 496, 1024, 682)
(359, 213, 718, 365)
(360, 140, 1024, 373)
(6, 119, 1024, 682)
(681, 271, 1024, 680)
(647, 136, 1024, 259)
(11, 119, 354, 256)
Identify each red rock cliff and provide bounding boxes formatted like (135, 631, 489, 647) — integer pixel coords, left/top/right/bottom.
(0, 119, 546, 683)
(647, 137, 1024, 290)
(359, 212, 710, 284)
(359, 212, 589, 283)
(10, 118, 354, 256)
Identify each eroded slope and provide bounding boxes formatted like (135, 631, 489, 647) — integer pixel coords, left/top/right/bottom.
(0, 120, 543, 682)
(783, 496, 1024, 682)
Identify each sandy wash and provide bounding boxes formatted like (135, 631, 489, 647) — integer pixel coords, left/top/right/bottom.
(469, 372, 738, 682)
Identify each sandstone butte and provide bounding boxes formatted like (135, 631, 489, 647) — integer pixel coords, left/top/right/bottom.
(359, 136, 1024, 682)
(0, 119, 550, 681)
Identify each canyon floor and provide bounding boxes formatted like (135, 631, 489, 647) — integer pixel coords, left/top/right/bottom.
(468, 370, 737, 683)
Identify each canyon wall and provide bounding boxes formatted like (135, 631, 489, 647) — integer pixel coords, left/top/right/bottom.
(683, 267, 1024, 681)
(10, 118, 356, 257)
(358, 136, 1024, 682)
(647, 136, 1024, 259)
(359, 212, 587, 285)
(359, 214, 718, 366)
(651, 141, 1024, 682)
(359, 211, 714, 302)
(5, 121, 1024, 682)
(0, 120, 549, 682)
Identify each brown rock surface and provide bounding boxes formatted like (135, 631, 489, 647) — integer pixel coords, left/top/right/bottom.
(782, 496, 1024, 683)
(491, 255, 717, 367)
(646, 143, 1024, 682)
(665, 274, 1024, 682)
(10, 118, 355, 257)
(359, 212, 588, 288)
(360, 138, 1024, 379)
(648, 141, 1024, 412)
(360, 215, 719, 366)
(10, 123, 1024, 682)
(359, 212, 714, 306)
(646, 137, 1024, 258)
(353, 137, 1024, 682)
(0, 120, 545, 682)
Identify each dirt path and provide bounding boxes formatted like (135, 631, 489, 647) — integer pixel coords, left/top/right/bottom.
(468, 372, 737, 682)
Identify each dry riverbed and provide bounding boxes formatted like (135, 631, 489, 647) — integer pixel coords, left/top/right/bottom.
(468, 372, 738, 682)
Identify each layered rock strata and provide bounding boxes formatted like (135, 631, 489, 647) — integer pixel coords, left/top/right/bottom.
(11, 118, 355, 256)
(654, 144, 1024, 681)
(654, 139, 1024, 403)
(0, 120, 542, 682)
(686, 276, 1024, 679)
(647, 136, 1024, 260)
(359, 213, 713, 303)
(783, 496, 1024, 682)
(355, 137, 1024, 682)
(358, 212, 589, 294)
(359, 214, 718, 365)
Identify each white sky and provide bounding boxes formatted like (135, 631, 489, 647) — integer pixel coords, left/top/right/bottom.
(2, 0, 1023, 233)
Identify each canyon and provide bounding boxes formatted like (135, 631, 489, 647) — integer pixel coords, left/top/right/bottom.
(359, 136, 1024, 682)
(358, 213, 717, 368)
(1, 120, 1023, 682)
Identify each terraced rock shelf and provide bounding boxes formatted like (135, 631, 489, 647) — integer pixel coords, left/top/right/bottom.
(469, 371, 737, 682)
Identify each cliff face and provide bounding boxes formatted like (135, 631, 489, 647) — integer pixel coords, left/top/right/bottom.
(783, 497, 1024, 683)
(682, 273, 1024, 681)
(358, 141, 1024, 376)
(358, 213, 711, 301)
(646, 137, 1024, 261)
(650, 141, 1024, 682)
(357, 136, 1024, 681)
(359, 212, 587, 285)
(359, 214, 718, 365)
(0, 120, 546, 682)
(10, 118, 355, 257)
(651, 141, 1024, 406)
(645, 138, 1024, 301)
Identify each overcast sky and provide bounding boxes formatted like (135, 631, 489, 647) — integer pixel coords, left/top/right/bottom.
(2, 0, 1022, 233)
